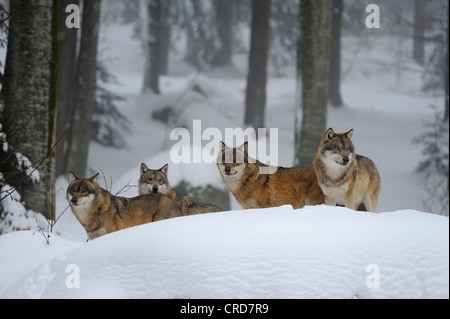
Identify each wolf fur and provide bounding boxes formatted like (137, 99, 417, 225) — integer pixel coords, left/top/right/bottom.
(177, 195, 223, 216)
(139, 163, 222, 215)
(67, 172, 182, 240)
(217, 141, 324, 209)
(138, 164, 176, 199)
(313, 128, 381, 212)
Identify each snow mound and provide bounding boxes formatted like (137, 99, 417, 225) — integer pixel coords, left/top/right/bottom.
(1, 205, 448, 299)
(0, 231, 82, 294)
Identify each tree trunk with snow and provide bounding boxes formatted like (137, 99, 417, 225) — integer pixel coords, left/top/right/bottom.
(294, 0, 332, 167)
(244, 0, 271, 130)
(66, 0, 101, 177)
(1, 0, 59, 217)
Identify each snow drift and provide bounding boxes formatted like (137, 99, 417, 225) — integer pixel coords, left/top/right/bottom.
(1, 205, 448, 299)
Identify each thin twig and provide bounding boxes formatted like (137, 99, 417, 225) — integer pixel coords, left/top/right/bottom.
(114, 179, 137, 196)
(0, 129, 68, 202)
(0, 8, 19, 25)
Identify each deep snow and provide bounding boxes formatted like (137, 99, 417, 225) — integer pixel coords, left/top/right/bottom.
(1, 205, 448, 299)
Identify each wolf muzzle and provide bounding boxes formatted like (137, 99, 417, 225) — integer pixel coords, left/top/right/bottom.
(342, 156, 349, 165)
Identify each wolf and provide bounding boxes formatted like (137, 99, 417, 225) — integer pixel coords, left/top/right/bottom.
(217, 141, 324, 209)
(177, 195, 222, 216)
(67, 172, 182, 240)
(138, 163, 176, 199)
(139, 163, 222, 215)
(313, 128, 381, 212)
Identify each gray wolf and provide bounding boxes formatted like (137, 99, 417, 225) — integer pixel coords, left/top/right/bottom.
(67, 172, 182, 240)
(217, 141, 324, 209)
(313, 128, 381, 212)
(139, 163, 222, 215)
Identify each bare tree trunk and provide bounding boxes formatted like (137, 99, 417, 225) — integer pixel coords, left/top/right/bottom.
(159, 0, 170, 76)
(56, 0, 80, 177)
(213, 0, 232, 67)
(329, 0, 343, 107)
(294, 0, 332, 167)
(143, 0, 161, 94)
(244, 0, 271, 130)
(413, 0, 426, 66)
(444, 6, 449, 123)
(66, 0, 101, 177)
(445, 6, 449, 193)
(1, 0, 59, 217)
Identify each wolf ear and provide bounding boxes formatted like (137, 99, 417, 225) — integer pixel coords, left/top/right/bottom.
(160, 164, 169, 176)
(238, 141, 248, 152)
(219, 141, 227, 151)
(140, 163, 149, 176)
(345, 129, 354, 141)
(243, 141, 249, 152)
(89, 173, 100, 184)
(69, 171, 79, 182)
(325, 128, 335, 140)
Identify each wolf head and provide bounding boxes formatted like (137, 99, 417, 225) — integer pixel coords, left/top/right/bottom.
(67, 172, 100, 211)
(138, 163, 170, 195)
(318, 128, 355, 167)
(216, 141, 253, 178)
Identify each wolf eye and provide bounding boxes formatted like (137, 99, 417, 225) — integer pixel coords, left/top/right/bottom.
(81, 189, 88, 195)
(158, 178, 163, 183)
(147, 178, 153, 182)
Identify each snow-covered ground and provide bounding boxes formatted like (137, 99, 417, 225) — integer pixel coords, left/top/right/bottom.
(1, 12, 449, 299)
(1, 205, 448, 299)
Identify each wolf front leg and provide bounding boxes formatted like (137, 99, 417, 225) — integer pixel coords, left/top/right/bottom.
(324, 196, 337, 207)
(344, 191, 356, 210)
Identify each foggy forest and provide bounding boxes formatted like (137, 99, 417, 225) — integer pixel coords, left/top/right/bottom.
(0, 0, 448, 301)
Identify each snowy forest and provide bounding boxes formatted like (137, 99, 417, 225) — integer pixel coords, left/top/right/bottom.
(0, 0, 448, 300)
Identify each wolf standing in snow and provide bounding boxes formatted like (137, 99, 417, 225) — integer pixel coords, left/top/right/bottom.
(217, 141, 324, 209)
(139, 163, 222, 215)
(313, 128, 381, 212)
(67, 172, 182, 240)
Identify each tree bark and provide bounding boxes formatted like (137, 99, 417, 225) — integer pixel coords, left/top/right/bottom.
(66, 0, 101, 177)
(213, 0, 232, 67)
(413, 0, 426, 66)
(244, 0, 271, 130)
(1, 0, 59, 217)
(56, 0, 80, 177)
(329, 0, 343, 107)
(143, 0, 161, 93)
(444, 5, 449, 123)
(159, 0, 170, 75)
(295, 0, 333, 167)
